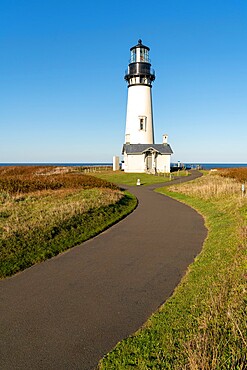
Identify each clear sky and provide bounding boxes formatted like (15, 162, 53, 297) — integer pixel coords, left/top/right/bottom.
(0, 0, 246, 163)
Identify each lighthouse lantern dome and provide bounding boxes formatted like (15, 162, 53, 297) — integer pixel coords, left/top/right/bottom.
(125, 39, 155, 86)
(130, 39, 150, 63)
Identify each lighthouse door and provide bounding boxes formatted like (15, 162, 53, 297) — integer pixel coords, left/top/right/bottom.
(147, 154, 152, 170)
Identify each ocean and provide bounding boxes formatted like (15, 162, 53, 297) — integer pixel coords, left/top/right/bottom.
(184, 163, 247, 170)
(0, 163, 247, 170)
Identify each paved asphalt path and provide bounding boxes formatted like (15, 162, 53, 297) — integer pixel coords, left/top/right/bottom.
(0, 171, 207, 370)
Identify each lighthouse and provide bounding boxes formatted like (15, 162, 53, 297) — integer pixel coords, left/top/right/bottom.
(124, 39, 155, 145)
(122, 40, 173, 173)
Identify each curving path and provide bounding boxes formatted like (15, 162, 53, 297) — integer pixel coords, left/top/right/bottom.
(0, 171, 207, 370)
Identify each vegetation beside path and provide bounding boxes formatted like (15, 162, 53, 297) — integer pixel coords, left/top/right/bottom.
(91, 169, 189, 186)
(99, 171, 247, 369)
(0, 166, 137, 278)
(0, 166, 187, 278)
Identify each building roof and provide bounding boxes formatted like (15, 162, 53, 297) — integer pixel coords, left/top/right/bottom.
(122, 144, 173, 155)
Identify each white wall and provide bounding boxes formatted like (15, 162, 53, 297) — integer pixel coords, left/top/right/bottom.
(156, 154, 171, 173)
(125, 85, 154, 144)
(123, 152, 171, 173)
(123, 153, 146, 173)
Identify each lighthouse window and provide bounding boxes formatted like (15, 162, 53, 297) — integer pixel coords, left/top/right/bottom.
(130, 50, 136, 63)
(144, 49, 149, 62)
(140, 48, 144, 61)
(140, 48, 149, 62)
(139, 117, 146, 131)
(140, 119, 144, 130)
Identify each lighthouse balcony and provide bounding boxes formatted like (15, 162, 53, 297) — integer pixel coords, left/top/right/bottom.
(124, 64, 155, 81)
(124, 71, 155, 82)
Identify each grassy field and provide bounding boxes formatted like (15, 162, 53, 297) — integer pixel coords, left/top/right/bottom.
(90, 169, 189, 186)
(99, 170, 247, 369)
(0, 166, 188, 278)
(0, 166, 137, 278)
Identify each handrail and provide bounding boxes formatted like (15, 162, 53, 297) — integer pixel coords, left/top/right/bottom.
(125, 66, 155, 77)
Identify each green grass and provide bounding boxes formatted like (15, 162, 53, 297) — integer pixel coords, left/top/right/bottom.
(99, 174, 247, 369)
(90, 170, 189, 186)
(0, 190, 137, 278)
(0, 166, 138, 278)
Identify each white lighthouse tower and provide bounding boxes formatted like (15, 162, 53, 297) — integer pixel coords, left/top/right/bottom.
(124, 39, 155, 145)
(122, 40, 173, 173)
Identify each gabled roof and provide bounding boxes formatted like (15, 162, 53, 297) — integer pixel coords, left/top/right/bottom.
(122, 144, 173, 155)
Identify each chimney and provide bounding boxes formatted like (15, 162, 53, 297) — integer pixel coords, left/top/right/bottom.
(163, 134, 168, 144)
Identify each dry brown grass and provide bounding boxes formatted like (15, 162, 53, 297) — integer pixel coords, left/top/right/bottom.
(0, 166, 137, 278)
(0, 188, 123, 241)
(0, 166, 122, 241)
(170, 174, 245, 200)
(0, 166, 117, 194)
(217, 167, 247, 183)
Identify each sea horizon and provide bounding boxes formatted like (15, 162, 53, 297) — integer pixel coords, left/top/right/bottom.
(0, 162, 247, 170)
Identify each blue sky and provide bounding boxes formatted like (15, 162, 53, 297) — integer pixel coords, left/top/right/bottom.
(0, 0, 246, 163)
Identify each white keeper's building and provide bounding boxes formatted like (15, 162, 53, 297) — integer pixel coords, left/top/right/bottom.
(122, 39, 173, 173)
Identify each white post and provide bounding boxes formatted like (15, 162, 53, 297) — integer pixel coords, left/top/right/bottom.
(242, 184, 245, 197)
(113, 156, 119, 171)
